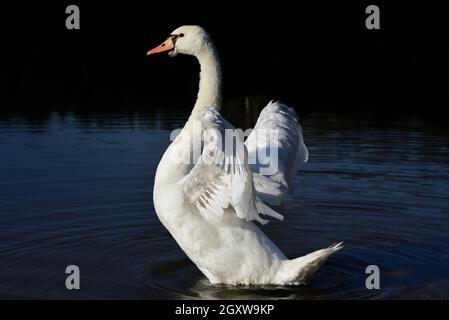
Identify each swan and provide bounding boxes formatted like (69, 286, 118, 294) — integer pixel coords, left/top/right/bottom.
(148, 25, 342, 285)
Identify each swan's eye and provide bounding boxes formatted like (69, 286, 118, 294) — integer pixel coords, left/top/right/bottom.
(179, 33, 184, 37)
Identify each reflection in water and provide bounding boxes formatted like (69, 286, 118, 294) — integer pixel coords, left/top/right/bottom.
(187, 278, 385, 300)
(0, 98, 449, 299)
(187, 279, 310, 300)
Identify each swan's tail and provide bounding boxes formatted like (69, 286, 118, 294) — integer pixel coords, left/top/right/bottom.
(275, 242, 344, 285)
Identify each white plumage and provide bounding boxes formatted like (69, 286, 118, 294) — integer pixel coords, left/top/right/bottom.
(246, 100, 309, 205)
(180, 107, 283, 225)
(150, 25, 342, 285)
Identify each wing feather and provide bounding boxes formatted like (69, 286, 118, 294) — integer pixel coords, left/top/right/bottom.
(246, 101, 308, 205)
(180, 107, 282, 225)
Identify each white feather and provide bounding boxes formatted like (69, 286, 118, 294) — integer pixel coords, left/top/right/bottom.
(246, 101, 309, 205)
(179, 107, 282, 225)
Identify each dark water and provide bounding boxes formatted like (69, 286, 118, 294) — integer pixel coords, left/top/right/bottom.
(1, 100, 449, 299)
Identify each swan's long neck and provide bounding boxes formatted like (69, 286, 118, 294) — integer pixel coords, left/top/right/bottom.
(191, 42, 222, 118)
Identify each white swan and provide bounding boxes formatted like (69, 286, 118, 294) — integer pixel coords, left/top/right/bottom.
(148, 25, 342, 285)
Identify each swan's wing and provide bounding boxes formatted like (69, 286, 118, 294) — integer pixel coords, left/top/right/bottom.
(245, 101, 308, 205)
(179, 107, 283, 225)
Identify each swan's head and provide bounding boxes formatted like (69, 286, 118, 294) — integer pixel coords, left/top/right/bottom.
(147, 25, 212, 58)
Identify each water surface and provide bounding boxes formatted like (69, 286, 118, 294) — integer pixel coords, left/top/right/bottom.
(1, 100, 449, 299)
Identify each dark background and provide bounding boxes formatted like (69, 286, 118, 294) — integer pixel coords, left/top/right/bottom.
(0, 1, 448, 117)
(1, 1, 449, 301)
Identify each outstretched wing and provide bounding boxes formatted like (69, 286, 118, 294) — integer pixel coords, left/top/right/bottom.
(179, 107, 283, 225)
(245, 101, 308, 205)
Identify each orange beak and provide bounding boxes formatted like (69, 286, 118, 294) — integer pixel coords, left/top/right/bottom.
(147, 37, 175, 55)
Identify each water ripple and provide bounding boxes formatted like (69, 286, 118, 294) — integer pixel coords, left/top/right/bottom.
(1, 110, 449, 299)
